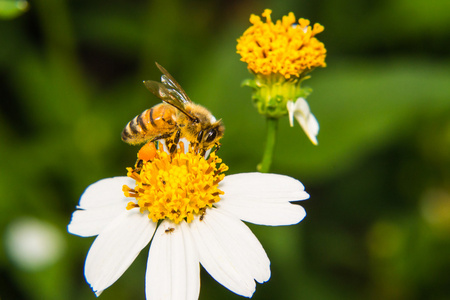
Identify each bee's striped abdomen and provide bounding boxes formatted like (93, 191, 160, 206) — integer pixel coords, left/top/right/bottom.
(121, 103, 178, 145)
(121, 109, 151, 144)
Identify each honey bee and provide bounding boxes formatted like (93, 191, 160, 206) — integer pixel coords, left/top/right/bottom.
(122, 62, 224, 154)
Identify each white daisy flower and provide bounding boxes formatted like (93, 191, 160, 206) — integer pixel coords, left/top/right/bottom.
(287, 97, 320, 145)
(68, 143, 309, 299)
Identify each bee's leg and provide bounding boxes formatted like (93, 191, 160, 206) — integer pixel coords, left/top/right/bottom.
(150, 133, 173, 144)
(194, 130, 204, 154)
(164, 138, 174, 153)
(169, 143, 177, 154)
(150, 133, 173, 152)
(134, 159, 144, 173)
(173, 130, 181, 145)
(167, 130, 181, 154)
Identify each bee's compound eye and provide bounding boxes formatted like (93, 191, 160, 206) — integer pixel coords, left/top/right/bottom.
(205, 129, 217, 143)
(197, 131, 204, 143)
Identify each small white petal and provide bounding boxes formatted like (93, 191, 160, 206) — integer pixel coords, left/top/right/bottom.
(78, 177, 135, 209)
(287, 98, 320, 145)
(293, 97, 310, 114)
(191, 208, 270, 297)
(286, 100, 295, 127)
(304, 112, 319, 136)
(295, 110, 319, 145)
(84, 210, 156, 295)
(216, 173, 308, 225)
(292, 98, 319, 145)
(146, 221, 200, 300)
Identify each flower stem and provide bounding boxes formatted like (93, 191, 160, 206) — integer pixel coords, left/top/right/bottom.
(258, 118, 278, 173)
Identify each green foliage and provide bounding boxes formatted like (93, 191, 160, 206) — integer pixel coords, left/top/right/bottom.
(0, 0, 449, 299)
(0, 0, 28, 19)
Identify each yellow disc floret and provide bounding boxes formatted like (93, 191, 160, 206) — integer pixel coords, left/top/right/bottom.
(237, 9, 327, 79)
(123, 145, 228, 224)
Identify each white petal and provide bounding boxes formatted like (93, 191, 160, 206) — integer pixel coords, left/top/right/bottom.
(218, 199, 306, 226)
(190, 208, 270, 297)
(146, 221, 200, 300)
(219, 173, 309, 202)
(293, 97, 310, 114)
(78, 177, 135, 209)
(292, 98, 319, 145)
(286, 100, 295, 127)
(68, 204, 125, 237)
(84, 209, 156, 295)
(216, 173, 308, 226)
(305, 112, 319, 136)
(295, 111, 319, 145)
(68, 177, 133, 237)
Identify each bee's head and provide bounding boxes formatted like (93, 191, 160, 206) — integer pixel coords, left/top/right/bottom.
(183, 104, 225, 152)
(196, 119, 224, 150)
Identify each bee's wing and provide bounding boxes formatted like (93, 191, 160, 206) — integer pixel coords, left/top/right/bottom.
(156, 62, 191, 104)
(144, 63, 196, 120)
(143, 80, 192, 117)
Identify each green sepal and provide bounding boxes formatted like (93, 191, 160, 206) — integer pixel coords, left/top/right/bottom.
(241, 78, 258, 89)
(242, 73, 314, 119)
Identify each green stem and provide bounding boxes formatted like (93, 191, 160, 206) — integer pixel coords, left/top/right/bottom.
(258, 118, 278, 173)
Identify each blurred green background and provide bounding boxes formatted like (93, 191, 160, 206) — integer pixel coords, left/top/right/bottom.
(1, 0, 449, 299)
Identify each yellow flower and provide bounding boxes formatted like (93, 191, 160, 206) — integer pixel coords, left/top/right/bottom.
(123, 142, 228, 224)
(237, 9, 326, 79)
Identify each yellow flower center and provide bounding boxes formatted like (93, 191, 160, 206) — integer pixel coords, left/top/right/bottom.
(237, 9, 327, 79)
(123, 144, 228, 224)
